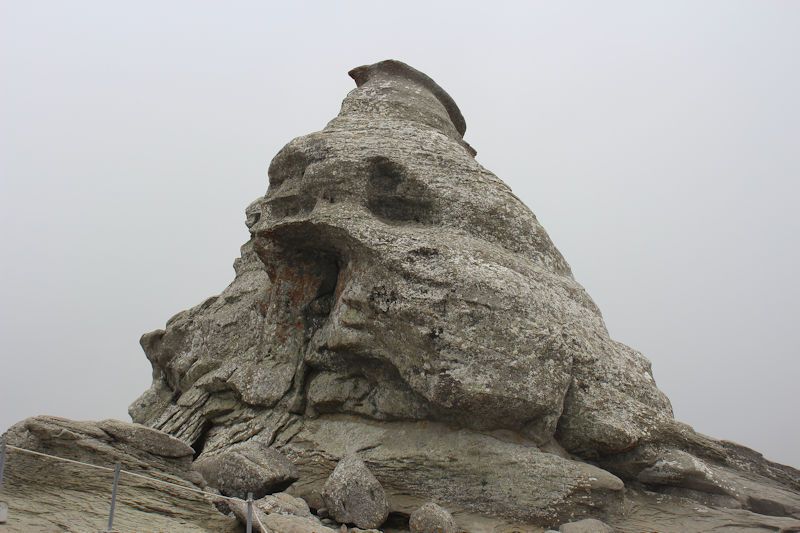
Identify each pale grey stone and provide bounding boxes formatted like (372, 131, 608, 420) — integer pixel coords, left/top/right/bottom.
(321, 455, 389, 529)
(229, 497, 336, 533)
(96, 418, 194, 458)
(256, 491, 313, 518)
(193, 441, 298, 499)
(409, 501, 457, 533)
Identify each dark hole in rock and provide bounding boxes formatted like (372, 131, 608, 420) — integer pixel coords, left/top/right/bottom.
(369, 157, 405, 193)
(212, 498, 232, 516)
(367, 156, 439, 224)
(302, 253, 340, 341)
(191, 421, 212, 460)
(268, 194, 316, 219)
(384, 512, 411, 530)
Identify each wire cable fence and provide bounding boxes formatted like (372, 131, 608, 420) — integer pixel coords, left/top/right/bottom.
(0, 439, 267, 532)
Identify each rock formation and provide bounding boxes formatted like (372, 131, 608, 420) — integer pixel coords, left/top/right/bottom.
(2, 60, 800, 532)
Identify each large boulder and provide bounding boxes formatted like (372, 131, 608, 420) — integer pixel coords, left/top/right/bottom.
(193, 440, 298, 498)
(321, 455, 389, 529)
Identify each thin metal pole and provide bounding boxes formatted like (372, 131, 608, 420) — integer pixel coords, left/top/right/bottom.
(246, 492, 253, 533)
(106, 462, 121, 532)
(0, 437, 6, 489)
(0, 437, 6, 524)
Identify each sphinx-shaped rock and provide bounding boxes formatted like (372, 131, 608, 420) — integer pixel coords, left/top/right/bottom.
(127, 60, 800, 531)
(132, 59, 675, 457)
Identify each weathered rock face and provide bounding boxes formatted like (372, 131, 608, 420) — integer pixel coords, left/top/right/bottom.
(120, 59, 800, 530)
(0, 416, 239, 532)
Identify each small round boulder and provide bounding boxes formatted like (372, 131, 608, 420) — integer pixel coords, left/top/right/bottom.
(321, 455, 389, 529)
(409, 502, 457, 533)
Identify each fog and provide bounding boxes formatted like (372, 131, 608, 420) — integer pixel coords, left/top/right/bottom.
(1, 1, 798, 467)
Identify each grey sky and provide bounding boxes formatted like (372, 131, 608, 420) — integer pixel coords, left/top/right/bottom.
(1, 1, 798, 467)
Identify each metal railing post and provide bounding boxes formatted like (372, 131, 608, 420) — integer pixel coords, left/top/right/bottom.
(106, 462, 121, 532)
(0, 437, 6, 489)
(246, 492, 253, 533)
(0, 437, 6, 524)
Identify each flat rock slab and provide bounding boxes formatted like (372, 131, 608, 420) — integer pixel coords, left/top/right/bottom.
(0, 416, 237, 533)
(272, 415, 623, 529)
(610, 488, 800, 533)
(559, 518, 614, 532)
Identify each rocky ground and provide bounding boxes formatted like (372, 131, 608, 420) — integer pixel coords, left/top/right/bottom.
(2, 60, 799, 532)
(2, 416, 799, 532)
